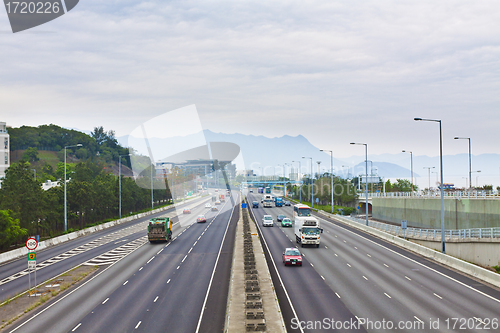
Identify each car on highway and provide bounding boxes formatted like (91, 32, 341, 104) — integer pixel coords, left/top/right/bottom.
(211, 206, 218, 211)
(281, 218, 292, 227)
(282, 248, 302, 266)
(249, 189, 253, 193)
(277, 214, 286, 222)
(183, 209, 191, 214)
(205, 203, 211, 208)
(215, 200, 221, 205)
(261, 197, 264, 203)
(196, 215, 206, 223)
(284, 201, 291, 206)
(262, 215, 274, 227)
(252, 201, 259, 208)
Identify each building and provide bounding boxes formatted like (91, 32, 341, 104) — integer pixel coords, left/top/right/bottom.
(0, 122, 9, 180)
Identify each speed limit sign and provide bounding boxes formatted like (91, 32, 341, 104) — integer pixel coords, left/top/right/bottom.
(26, 238, 38, 251)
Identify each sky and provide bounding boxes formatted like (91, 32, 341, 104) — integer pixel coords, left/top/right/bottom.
(1, 0, 500, 160)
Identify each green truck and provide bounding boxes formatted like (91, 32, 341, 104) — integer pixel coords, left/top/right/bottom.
(148, 217, 172, 243)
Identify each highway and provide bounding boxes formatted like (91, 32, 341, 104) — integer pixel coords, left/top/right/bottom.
(4, 192, 239, 333)
(247, 192, 500, 333)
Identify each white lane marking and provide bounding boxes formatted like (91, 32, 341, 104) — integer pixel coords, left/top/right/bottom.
(383, 263, 389, 268)
(474, 317, 486, 325)
(321, 275, 325, 280)
(176, 266, 180, 270)
(334, 253, 338, 257)
(310, 263, 314, 267)
(346, 263, 351, 267)
(188, 247, 193, 253)
(71, 323, 81, 331)
(327, 231, 330, 233)
(135, 321, 141, 329)
(316, 215, 500, 304)
(363, 276, 368, 281)
(167, 279, 171, 283)
(325, 246, 328, 249)
(367, 254, 371, 257)
(335, 292, 341, 298)
(198, 236, 201, 240)
(354, 246, 358, 250)
(154, 296, 159, 302)
(384, 293, 391, 299)
(123, 281, 128, 286)
(182, 255, 187, 262)
(147, 256, 155, 264)
(139, 267, 143, 271)
(193, 241, 197, 246)
(195, 193, 240, 333)
(405, 276, 411, 281)
(433, 293, 442, 299)
(102, 298, 109, 304)
(157, 249, 163, 255)
(414, 316, 424, 324)
(343, 240, 347, 243)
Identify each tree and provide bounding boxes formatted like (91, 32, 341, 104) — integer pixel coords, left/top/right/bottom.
(392, 179, 418, 192)
(0, 210, 27, 250)
(22, 147, 39, 163)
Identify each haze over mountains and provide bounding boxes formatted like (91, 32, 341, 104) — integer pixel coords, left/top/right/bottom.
(118, 130, 500, 188)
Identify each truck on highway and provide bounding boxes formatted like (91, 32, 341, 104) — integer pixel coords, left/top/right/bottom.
(219, 194, 225, 202)
(258, 187, 264, 193)
(293, 204, 322, 247)
(263, 194, 273, 208)
(148, 217, 172, 243)
(275, 197, 283, 207)
(265, 186, 271, 194)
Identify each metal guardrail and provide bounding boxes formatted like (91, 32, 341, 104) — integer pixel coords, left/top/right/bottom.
(344, 216, 500, 240)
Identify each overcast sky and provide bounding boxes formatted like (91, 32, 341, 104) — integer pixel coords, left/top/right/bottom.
(1, 0, 500, 159)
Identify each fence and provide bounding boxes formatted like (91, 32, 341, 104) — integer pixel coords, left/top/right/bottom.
(359, 191, 500, 199)
(345, 216, 500, 240)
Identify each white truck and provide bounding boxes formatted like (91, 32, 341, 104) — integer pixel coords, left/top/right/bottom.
(295, 216, 322, 247)
(263, 194, 273, 208)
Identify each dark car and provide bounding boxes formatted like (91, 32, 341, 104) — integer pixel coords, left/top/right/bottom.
(252, 201, 259, 208)
(283, 248, 302, 266)
(277, 214, 286, 222)
(284, 201, 291, 206)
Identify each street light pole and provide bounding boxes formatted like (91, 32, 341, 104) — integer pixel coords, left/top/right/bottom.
(320, 149, 334, 214)
(119, 154, 131, 219)
(415, 117, 445, 253)
(423, 167, 435, 195)
(292, 160, 302, 203)
(302, 157, 313, 208)
(350, 143, 368, 226)
(402, 150, 413, 194)
(454, 137, 471, 194)
(64, 143, 83, 232)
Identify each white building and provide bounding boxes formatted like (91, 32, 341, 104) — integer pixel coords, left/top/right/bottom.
(0, 122, 9, 180)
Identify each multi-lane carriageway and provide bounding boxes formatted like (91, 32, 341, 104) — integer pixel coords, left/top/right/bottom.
(247, 192, 500, 333)
(3, 190, 500, 333)
(3, 193, 240, 333)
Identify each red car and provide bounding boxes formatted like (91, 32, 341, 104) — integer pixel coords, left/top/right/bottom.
(196, 215, 206, 223)
(282, 248, 302, 266)
(183, 209, 191, 214)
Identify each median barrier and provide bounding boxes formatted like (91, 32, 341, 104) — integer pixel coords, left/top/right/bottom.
(316, 210, 500, 288)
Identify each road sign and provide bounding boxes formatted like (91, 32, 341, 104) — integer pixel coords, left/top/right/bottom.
(26, 238, 38, 251)
(316, 198, 319, 203)
(28, 260, 36, 269)
(401, 220, 407, 229)
(28, 252, 36, 261)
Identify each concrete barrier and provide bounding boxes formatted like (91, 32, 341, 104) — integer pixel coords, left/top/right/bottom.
(0, 196, 204, 265)
(316, 210, 500, 289)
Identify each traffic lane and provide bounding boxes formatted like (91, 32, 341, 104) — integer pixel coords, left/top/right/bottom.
(315, 216, 500, 326)
(69, 197, 237, 333)
(252, 206, 364, 332)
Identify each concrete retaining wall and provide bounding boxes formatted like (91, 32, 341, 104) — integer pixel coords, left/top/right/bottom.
(317, 210, 500, 289)
(373, 197, 500, 229)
